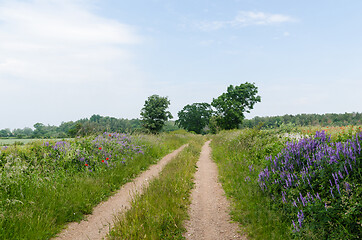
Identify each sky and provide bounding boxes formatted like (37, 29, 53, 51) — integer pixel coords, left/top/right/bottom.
(1, 0, 362, 130)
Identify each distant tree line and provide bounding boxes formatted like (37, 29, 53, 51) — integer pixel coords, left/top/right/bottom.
(241, 112, 362, 129)
(0, 114, 180, 139)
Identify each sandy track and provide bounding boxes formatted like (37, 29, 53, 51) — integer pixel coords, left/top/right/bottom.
(184, 141, 246, 240)
(54, 144, 187, 240)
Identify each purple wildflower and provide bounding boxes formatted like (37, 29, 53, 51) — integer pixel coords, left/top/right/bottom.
(297, 210, 304, 228)
(292, 220, 299, 232)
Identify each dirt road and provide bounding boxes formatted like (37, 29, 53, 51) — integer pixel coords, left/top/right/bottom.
(184, 140, 246, 240)
(54, 144, 187, 240)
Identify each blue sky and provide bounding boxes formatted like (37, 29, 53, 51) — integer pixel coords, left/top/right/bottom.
(1, 0, 361, 129)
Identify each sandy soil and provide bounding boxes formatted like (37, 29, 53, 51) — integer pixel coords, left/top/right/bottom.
(184, 140, 246, 240)
(53, 144, 187, 240)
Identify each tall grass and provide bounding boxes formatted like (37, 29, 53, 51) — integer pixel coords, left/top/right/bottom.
(108, 136, 205, 239)
(211, 129, 291, 239)
(211, 128, 362, 239)
(0, 132, 191, 239)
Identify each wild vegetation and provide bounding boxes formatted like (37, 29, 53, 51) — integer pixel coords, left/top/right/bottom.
(0, 132, 190, 239)
(211, 126, 362, 239)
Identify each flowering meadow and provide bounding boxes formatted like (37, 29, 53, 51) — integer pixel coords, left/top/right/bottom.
(211, 128, 362, 239)
(259, 130, 361, 238)
(0, 132, 190, 239)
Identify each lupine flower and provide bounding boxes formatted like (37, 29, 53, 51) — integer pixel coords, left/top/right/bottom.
(338, 170, 343, 179)
(292, 220, 299, 232)
(330, 188, 334, 198)
(257, 130, 361, 233)
(297, 210, 304, 228)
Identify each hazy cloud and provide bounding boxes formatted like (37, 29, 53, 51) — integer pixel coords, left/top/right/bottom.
(0, 0, 141, 84)
(197, 11, 296, 31)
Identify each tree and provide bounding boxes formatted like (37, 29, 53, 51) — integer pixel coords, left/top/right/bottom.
(176, 103, 213, 134)
(212, 82, 261, 130)
(0, 128, 11, 138)
(32, 123, 46, 138)
(140, 95, 173, 133)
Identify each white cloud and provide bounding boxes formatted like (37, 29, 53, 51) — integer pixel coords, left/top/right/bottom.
(197, 11, 296, 31)
(0, 0, 141, 84)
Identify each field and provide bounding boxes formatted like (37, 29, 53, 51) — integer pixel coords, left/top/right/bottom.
(0, 126, 361, 239)
(0, 138, 73, 146)
(0, 138, 40, 145)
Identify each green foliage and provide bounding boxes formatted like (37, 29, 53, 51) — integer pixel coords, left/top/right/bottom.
(211, 82, 261, 130)
(208, 115, 222, 134)
(0, 133, 190, 239)
(211, 129, 292, 239)
(242, 112, 362, 129)
(141, 95, 173, 133)
(0, 129, 11, 138)
(176, 102, 213, 134)
(211, 128, 362, 239)
(0, 115, 144, 140)
(258, 131, 362, 239)
(161, 121, 181, 132)
(108, 136, 204, 239)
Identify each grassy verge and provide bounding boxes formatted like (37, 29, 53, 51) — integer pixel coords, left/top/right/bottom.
(211, 129, 291, 239)
(211, 128, 362, 239)
(108, 136, 205, 240)
(0, 132, 191, 239)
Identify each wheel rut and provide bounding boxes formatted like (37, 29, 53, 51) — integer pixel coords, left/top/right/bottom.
(184, 140, 246, 240)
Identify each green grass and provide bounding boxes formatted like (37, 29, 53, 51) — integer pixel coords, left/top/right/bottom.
(108, 136, 205, 240)
(0, 133, 191, 239)
(211, 129, 292, 239)
(211, 128, 362, 239)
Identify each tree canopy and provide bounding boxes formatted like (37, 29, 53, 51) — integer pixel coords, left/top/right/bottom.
(212, 82, 261, 130)
(176, 102, 213, 134)
(140, 94, 173, 133)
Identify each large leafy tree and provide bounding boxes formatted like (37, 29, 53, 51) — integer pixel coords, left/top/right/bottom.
(212, 82, 261, 130)
(176, 102, 213, 134)
(140, 94, 173, 133)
